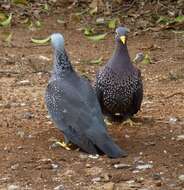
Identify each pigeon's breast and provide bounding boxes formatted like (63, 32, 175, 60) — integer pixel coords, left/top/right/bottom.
(97, 67, 139, 114)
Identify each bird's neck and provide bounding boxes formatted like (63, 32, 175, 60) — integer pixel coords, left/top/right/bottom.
(52, 49, 73, 76)
(113, 42, 131, 61)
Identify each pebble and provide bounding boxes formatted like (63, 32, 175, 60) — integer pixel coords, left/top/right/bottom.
(17, 80, 30, 86)
(85, 163, 91, 168)
(132, 170, 140, 173)
(144, 142, 156, 146)
(8, 185, 19, 190)
(96, 17, 105, 24)
(86, 166, 102, 176)
(136, 177, 144, 183)
(152, 173, 161, 180)
(92, 177, 101, 183)
(155, 180, 162, 187)
(169, 117, 177, 124)
(23, 112, 34, 119)
(114, 163, 131, 169)
(38, 55, 50, 61)
(54, 184, 64, 190)
(176, 135, 184, 141)
(88, 154, 99, 159)
(11, 164, 19, 170)
(178, 174, 184, 181)
(79, 154, 88, 159)
(102, 173, 110, 182)
(136, 164, 153, 170)
(51, 163, 59, 169)
(17, 131, 25, 138)
(125, 134, 130, 138)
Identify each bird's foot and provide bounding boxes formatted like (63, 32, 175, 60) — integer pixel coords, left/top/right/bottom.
(104, 118, 112, 126)
(123, 118, 135, 126)
(55, 141, 72, 151)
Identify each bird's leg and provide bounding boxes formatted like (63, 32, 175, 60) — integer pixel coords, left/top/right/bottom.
(122, 118, 135, 126)
(55, 135, 72, 151)
(104, 117, 113, 126)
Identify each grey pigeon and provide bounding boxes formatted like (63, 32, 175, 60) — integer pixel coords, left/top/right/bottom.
(133, 52, 144, 64)
(95, 27, 143, 121)
(45, 33, 127, 158)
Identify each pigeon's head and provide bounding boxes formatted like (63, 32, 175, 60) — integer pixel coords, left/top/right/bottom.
(51, 33, 65, 51)
(115, 27, 129, 45)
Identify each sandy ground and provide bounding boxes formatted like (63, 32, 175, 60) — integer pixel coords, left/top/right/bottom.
(0, 12, 184, 190)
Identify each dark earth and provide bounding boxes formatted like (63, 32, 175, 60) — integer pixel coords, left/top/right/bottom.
(0, 1, 184, 189)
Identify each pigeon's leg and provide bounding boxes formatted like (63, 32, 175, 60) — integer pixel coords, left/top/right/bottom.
(55, 135, 72, 151)
(55, 135, 78, 151)
(122, 118, 135, 126)
(104, 117, 112, 126)
(104, 113, 125, 124)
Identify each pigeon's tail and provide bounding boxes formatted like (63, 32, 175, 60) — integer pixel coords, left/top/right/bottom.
(91, 132, 128, 158)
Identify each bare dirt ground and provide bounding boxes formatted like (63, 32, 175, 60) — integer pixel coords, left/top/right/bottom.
(0, 7, 184, 190)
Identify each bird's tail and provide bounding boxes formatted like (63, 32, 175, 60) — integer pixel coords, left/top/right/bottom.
(90, 132, 128, 158)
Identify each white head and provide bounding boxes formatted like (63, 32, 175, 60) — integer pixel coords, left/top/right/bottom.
(51, 33, 65, 51)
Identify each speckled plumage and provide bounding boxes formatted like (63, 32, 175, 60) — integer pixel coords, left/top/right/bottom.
(95, 27, 143, 120)
(45, 33, 127, 158)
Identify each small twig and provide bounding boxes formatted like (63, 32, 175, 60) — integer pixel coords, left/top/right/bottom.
(0, 70, 50, 76)
(0, 70, 20, 74)
(165, 92, 184, 99)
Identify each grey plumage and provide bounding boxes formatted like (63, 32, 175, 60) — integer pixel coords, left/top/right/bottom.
(45, 33, 127, 158)
(95, 27, 143, 121)
(133, 52, 144, 64)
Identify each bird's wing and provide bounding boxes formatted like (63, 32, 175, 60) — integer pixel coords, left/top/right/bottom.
(45, 78, 107, 153)
(95, 69, 105, 111)
(131, 69, 143, 114)
(78, 76, 104, 116)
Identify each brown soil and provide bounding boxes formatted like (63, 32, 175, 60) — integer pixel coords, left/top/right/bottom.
(0, 11, 184, 190)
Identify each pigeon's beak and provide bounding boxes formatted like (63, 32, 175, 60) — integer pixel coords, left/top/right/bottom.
(120, 36, 126, 44)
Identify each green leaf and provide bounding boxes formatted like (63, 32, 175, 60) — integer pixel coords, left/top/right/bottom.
(86, 33, 107, 42)
(142, 54, 151, 64)
(90, 7, 98, 15)
(84, 27, 94, 36)
(11, 0, 28, 5)
(108, 18, 117, 29)
(43, 3, 49, 11)
(90, 57, 103, 64)
(0, 13, 12, 26)
(31, 36, 51, 45)
(57, 19, 65, 24)
(35, 20, 41, 28)
(156, 16, 170, 24)
(174, 15, 184, 23)
(5, 32, 13, 44)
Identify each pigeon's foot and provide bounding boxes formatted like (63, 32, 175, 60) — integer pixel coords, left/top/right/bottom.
(55, 141, 72, 151)
(122, 118, 135, 126)
(104, 118, 113, 126)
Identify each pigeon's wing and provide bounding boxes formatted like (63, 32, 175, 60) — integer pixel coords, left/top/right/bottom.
(45, 78, 125, 158)
(95, 69, 106, 112)
(79, 76, 104, 116)
(131, 69, 143, 114)
(45, 79, 100, 154)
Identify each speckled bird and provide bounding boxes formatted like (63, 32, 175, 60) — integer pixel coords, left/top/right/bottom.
(95, 27, 143, 122)
(45, 33, 127, 158)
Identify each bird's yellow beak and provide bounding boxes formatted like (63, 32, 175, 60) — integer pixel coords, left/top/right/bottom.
(120, 36, 126, 44)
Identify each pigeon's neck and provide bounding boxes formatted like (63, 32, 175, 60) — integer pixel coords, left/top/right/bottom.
(114, 42, 131, 62)
(52, 49, 73, 76)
